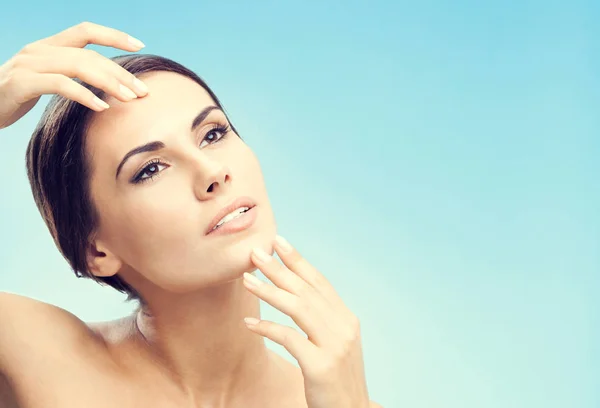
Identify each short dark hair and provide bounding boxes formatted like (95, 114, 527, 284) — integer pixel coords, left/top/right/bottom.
(26, 54, 238, 305)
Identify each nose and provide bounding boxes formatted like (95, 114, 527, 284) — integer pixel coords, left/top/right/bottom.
(192, 155, 232, 200)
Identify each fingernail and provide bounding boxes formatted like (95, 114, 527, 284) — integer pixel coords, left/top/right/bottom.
(252, 248, 272, 263)
(243, 272, 263, 287)
(128, 36, 145, 49)
(244, 317, 260, 326)
(92, 96, 109, 110)
(132, 78, 148, 95)
(275, 235, 292, 253)
(119, 84, 138, 100)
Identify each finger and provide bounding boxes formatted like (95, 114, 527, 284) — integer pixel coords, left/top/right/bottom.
(250, 248, 331, 314)
(244, 318, 320, 365)
(30, 46, 147, 100)
(242, 272, 334, 346)
(36, 21, 145, 52)
(20, 71, 110, 112)
(250, 247, 315, 297)
(273, 235, 346, 308)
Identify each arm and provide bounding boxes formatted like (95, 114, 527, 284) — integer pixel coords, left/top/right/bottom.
(0, 291, 119, 408)
(0, 370, 19, 408)
(0, 21, 148, 131)
(0, 293, 99, 375)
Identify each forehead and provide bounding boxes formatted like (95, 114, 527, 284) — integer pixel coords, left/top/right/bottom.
(86, 71, 216, 167)
(88, 71, 215, 136)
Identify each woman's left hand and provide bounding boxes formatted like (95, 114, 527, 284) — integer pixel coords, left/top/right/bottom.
(242, 235, 372, 408)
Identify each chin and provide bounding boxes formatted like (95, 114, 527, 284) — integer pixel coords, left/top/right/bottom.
(156, 211, 278, 292)
(233, 221, 277, 274)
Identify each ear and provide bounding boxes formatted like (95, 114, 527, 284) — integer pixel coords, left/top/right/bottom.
(86, 238, 123, 278)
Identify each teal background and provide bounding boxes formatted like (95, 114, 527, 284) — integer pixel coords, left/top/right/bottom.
(0, 1, 598, 407)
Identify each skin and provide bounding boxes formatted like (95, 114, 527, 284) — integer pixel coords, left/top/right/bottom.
(0, 22, 381, 408)
(85, 70, 295, 407)
(0, 22, 307, 408)
(1, 66, 307, 408)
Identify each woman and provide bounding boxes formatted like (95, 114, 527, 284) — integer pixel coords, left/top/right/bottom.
(0, 22, 381, 408)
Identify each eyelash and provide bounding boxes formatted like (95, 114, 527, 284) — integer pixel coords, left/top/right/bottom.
(131, 123, 232, 184)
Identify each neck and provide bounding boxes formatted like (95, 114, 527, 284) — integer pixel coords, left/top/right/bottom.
(133, 272, 273, 407)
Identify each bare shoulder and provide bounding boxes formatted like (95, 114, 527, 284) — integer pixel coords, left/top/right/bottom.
(0, 292, 129, 407)
(0, 369, 18, 408)
(0, 294, 106, 367)
(266, 350, 383, 408)
(264, 351, 307, 407)
(0, 292, 102, 340)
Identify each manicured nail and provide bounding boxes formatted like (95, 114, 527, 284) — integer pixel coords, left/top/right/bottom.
(92, 96, 109, 110)
(119, 84, 137, 100)
(128, 36, 145, 49)
(244, 317, 260, 326)
(243, 272, 263, 287)
(275, 235, 292, 253)
(132, 78, 149, 95)
(252, 248, 272, 263)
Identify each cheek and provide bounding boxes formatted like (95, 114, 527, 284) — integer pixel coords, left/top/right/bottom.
(234, 145, 264, 182)
(105, 192, 199, 262)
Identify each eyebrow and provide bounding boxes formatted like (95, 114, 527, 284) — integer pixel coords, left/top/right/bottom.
(115, 106, 222, 179)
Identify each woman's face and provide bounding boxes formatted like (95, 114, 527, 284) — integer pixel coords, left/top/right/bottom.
(85, 71, 277, 297)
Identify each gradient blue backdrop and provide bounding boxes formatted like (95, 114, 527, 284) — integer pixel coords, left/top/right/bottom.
(0, 1, 598, 407)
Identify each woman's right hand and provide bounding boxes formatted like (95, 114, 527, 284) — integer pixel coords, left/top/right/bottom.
(0, 21, 149, 130)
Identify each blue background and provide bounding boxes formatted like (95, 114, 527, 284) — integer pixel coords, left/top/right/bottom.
(0, 1, 598, 407)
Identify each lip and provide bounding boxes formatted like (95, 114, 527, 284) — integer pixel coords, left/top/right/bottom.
(205, 196, 257, 235)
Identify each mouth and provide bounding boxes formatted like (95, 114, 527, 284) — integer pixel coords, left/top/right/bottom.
(206, 196, 257, 235)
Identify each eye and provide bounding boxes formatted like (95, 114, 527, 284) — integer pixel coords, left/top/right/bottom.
(131, 123, 231, 185)
(199, 124, 230, 148)
(133, 160, 168, 184)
